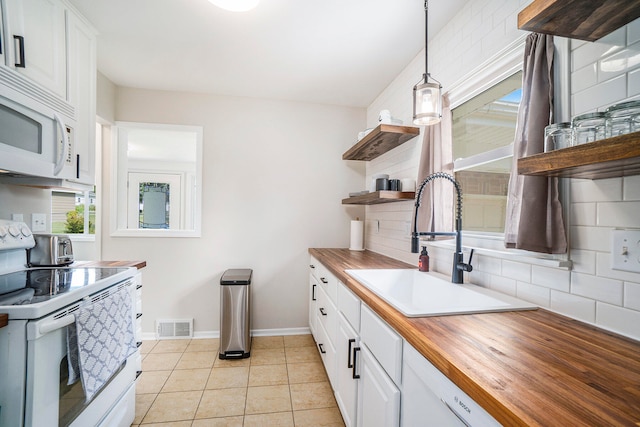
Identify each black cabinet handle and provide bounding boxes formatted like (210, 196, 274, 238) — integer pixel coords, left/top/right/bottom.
(347, 338, 356, 368)
(352, 346, 361, 379)
(318, 343, 326, 354)
(136, 341, 142, 348)
(311, 284, 316, 301)
(319, 307, 327, 316)
(13, 35, 25, 68)
(76, 154, 80, 179)
(310, 264, 315, 269)
(136, 284, 142, 289)
(136, 313, 142, 319)
(320, 277, 328, 284)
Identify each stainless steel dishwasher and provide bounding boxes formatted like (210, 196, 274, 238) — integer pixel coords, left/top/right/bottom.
(219, 268, 252, 359)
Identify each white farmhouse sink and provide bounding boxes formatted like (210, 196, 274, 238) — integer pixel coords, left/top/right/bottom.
(345, 269, 537, 317)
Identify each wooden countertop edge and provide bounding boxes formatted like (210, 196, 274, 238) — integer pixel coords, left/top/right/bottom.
(0, 313, 7, 329)
(73, 260, 147, 269)
(309, 248, 640, 426)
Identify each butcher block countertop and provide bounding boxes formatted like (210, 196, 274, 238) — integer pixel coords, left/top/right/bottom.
(74, 260, 147, 269)
(309, 248, 640, 426)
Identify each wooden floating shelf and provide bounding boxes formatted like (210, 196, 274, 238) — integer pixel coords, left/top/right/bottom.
(518, 0, 640, 42)
(343, 124, 420, 161)
(517, 131, 640, 179)
(342, 191, 415, 205)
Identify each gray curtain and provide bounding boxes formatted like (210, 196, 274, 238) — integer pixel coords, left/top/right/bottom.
(504, 33, 567, 253)
(415, 95, 454, 234)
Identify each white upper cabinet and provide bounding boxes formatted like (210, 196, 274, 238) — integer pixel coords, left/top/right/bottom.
(66, 9, 96, 185)
(4, 0, 67, 98)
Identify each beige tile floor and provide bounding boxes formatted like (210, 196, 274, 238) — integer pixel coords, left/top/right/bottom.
(132, 335, 346, 426)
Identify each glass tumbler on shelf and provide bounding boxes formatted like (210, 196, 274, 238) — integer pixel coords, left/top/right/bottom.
(544, 122, 573, 152)
(605, 100, 640, 137)
(572, 112, 606, 145)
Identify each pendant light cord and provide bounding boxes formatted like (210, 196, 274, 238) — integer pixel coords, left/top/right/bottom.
(424, 0, 429, 82)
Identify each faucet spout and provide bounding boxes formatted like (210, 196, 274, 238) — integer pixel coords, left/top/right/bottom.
(411, 172, 473, 283)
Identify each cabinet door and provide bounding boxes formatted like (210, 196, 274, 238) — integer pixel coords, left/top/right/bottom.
(5, 0, 67, 97)
(336, 313, 359, 427)
(357, 344, 400, 427)
(66, 10, 96, 185)
(309, 274, 318, 339)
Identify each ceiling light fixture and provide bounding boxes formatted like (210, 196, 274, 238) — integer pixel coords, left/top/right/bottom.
(412, 0, 442, 126)
(207, 0, 260, 12)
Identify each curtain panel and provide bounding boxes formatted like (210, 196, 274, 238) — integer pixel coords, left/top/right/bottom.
(415, 95, 454, 235)
(504, 33, 567, 254)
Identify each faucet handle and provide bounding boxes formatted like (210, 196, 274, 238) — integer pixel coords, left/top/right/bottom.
(467, 249, 474, 266)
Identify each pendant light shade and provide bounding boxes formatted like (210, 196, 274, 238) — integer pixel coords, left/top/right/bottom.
(413, 77, 442, 126)
(412, 0, 442, 126)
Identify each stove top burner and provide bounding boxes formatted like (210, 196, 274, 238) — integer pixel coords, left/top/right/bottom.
(0, 267, 130, 306)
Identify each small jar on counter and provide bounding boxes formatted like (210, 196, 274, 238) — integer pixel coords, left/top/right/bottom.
(572, 112, 606, 145)
(544, 122, 573, 152)
(605, 100, 640, 137)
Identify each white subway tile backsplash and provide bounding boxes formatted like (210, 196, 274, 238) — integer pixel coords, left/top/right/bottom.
(570, 178, 623, 203)
(550, 290, 596, 323)
(627, 17, 640, 45)
(570, 225, 612, 252)
(475, 254, 502, 274)
(571, 27, 626, 71)
(531, 265, 571, 292)
(595, 251, 640, 283)
(490, 275, 517, 296)
(570, 202, 596, 226)
(516, 281, 550, 307)
(571, 272, 623, 305)
(598, 43, 640, 83)
(629, 67, 640, 96)
(596, 303, 640, 340)
(570, 249, 597, 275)
(625, 281, 640, 310)
(573, 74, 627, 114)
(501, 259, 532, 282)
(597, 201, 640, 227)
(623, 175, 640, 201)
(571, 64, 598, 94)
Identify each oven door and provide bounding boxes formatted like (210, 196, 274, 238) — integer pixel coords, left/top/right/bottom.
(24, 286, 136, 427)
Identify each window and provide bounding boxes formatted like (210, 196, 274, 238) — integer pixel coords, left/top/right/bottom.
(51, 189, 96, 234)
(452, 71, 521, 234)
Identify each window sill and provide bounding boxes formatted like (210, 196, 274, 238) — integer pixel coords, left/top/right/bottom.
(424, 233, 572, 269)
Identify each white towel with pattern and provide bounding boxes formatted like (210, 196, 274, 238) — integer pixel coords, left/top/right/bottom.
(70, 286, 137, 402)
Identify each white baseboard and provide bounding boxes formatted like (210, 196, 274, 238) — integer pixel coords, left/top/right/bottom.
(142, 327, 310, 340)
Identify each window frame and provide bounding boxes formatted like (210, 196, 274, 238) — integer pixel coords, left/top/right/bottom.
(432, 35, 571, 267)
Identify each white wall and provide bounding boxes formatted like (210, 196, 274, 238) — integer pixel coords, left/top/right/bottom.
(365, 0, 640, 340)
(103, 87, 365, 336)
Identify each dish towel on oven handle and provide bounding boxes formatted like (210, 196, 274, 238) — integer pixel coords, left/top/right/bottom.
(66, 285, 137, 402)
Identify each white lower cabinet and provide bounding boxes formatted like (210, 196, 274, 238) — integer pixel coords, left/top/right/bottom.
(357, 343, 400, 427)
(335, 313, 359, 427)
(308, 257, 497, 427)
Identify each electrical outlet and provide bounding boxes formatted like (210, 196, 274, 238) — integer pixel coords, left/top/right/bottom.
(11, 213, 23, 222)
(611, 229, 640, 273)
(32, 213, 46, 232)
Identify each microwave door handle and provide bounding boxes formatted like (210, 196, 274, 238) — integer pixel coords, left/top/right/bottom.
(53, 113, 68, 176)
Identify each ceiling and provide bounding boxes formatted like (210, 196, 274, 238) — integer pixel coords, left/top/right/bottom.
(68, 0, 468, 108)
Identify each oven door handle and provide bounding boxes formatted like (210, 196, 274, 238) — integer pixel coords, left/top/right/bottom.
(39, 314, 75, 336)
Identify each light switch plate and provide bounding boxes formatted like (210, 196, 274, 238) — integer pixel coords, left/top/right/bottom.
(11, 213, 23, 222)
(611, 229, 640, 273)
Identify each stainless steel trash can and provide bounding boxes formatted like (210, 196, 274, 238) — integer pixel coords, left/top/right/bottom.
(219, 268, 252, 359)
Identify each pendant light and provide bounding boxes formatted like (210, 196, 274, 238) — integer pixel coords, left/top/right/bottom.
(413, 0, 442, 126)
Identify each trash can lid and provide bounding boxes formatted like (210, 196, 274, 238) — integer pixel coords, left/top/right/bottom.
(221, 268, 252, 285)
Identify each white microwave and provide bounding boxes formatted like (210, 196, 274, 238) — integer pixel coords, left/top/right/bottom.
(0, 92, 76, 181)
